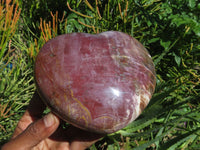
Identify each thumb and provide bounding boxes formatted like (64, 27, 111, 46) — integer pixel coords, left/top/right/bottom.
(2, 113, 60, 150)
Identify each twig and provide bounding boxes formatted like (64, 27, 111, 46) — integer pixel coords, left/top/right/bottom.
(67, 2, 93, 19)
(78, 19, 96, 33)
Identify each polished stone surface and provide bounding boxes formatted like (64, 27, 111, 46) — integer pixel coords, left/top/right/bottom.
(35, 31, 156, 134)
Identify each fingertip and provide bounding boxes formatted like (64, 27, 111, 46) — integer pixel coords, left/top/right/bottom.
(9, 113, 60, 149)
(44, 113, 60, 128)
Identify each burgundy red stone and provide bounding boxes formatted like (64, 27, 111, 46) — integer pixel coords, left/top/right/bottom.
(35, 31, 156, 134)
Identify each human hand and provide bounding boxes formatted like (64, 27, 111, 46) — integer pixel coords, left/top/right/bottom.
(2, 92, 104, 150)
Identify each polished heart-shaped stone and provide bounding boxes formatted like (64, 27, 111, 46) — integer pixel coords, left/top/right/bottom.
(34, 31, 156, 134)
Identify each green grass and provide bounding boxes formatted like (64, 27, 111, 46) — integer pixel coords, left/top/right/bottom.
(1, 0, 200, 149)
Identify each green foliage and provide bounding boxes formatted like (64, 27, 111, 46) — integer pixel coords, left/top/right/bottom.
(1, 0, 200, 149)
(0, 0, 35, 144)
(0, 50, 35, 143)
(16, 0, 67, 34)
(0, 0, 21, 60)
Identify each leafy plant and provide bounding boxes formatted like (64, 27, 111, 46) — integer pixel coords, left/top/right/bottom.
(0, 0, 21, 61)
(0, 0, 35, 144)
(0, 49, 35, 143)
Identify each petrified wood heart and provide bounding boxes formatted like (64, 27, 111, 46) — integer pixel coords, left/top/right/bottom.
(34, 31, 156, 134)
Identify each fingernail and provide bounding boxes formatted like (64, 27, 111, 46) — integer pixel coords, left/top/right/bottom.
(44, 113, 55, 127)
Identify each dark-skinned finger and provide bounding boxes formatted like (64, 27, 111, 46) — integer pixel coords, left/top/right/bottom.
(2, 113, 60, 150)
